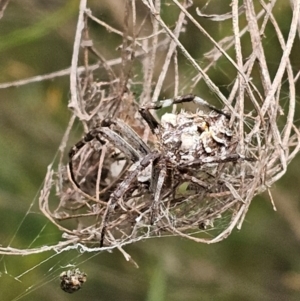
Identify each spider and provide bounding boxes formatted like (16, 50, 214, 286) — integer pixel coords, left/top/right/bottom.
(69, 94, 252, 246)
(60, 268, 87, 293)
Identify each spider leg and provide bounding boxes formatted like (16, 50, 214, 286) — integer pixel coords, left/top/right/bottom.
(100, 127, 142, 162)
(181, 153, 255, 168)
(139, 95, 230, 133)
(159, 94, 230, 118)
(138, 106, 160, 133)
(102, 118, 150, 156)
(68, 128, 104, 159)
(181, 174, 210, 189)
(150, 160, 167, 224)
(68, 126, 144, 190)
(139, 94, 230, 133)
(68, 128, 107, 189)
(100, 151, 161, 247)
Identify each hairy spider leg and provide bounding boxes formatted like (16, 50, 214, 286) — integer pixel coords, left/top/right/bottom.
(68, 125, 144, 190)
(139, 107, 160, 133)
(69, 129, 103, 159)
(181, 173, 210, 189)
(181, 153, 256, 168)
(68, 118, 156, 246)
(160, 94, 230, 118)
(102, 121, 171, 231)
(100, 127, 142, 162)
(139, 94, 230, 131)
(139, 94, 230, 134)
(100, 151, 161, 246)
(68, 128, 105, 189)
(150, 159, 167, 224)
(102, 118, 150, 156)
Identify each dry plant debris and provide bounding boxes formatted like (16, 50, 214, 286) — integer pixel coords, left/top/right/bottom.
(38, 0, 300, 252)
(1, 0, 299, 257)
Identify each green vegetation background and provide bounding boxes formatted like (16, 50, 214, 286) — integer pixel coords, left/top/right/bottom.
(0, 1, 300, 300)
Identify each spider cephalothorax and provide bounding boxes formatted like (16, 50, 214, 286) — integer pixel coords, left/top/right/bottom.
(68, 94, 253, 246)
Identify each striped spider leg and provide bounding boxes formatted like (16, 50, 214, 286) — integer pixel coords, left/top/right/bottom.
(68, 119, 162, 246)
(139, 94, 230, 121)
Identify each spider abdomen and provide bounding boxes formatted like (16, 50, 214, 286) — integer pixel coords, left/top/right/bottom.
(160, 110, 233, 164)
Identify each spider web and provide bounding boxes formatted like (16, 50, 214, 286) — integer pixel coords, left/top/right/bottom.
(0, 0, 300, 300)
(0, 154, 100, 300)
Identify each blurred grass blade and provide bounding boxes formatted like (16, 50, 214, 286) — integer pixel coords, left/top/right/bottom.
(146, 265, 166, 301)
(0, 1, 78, 52)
